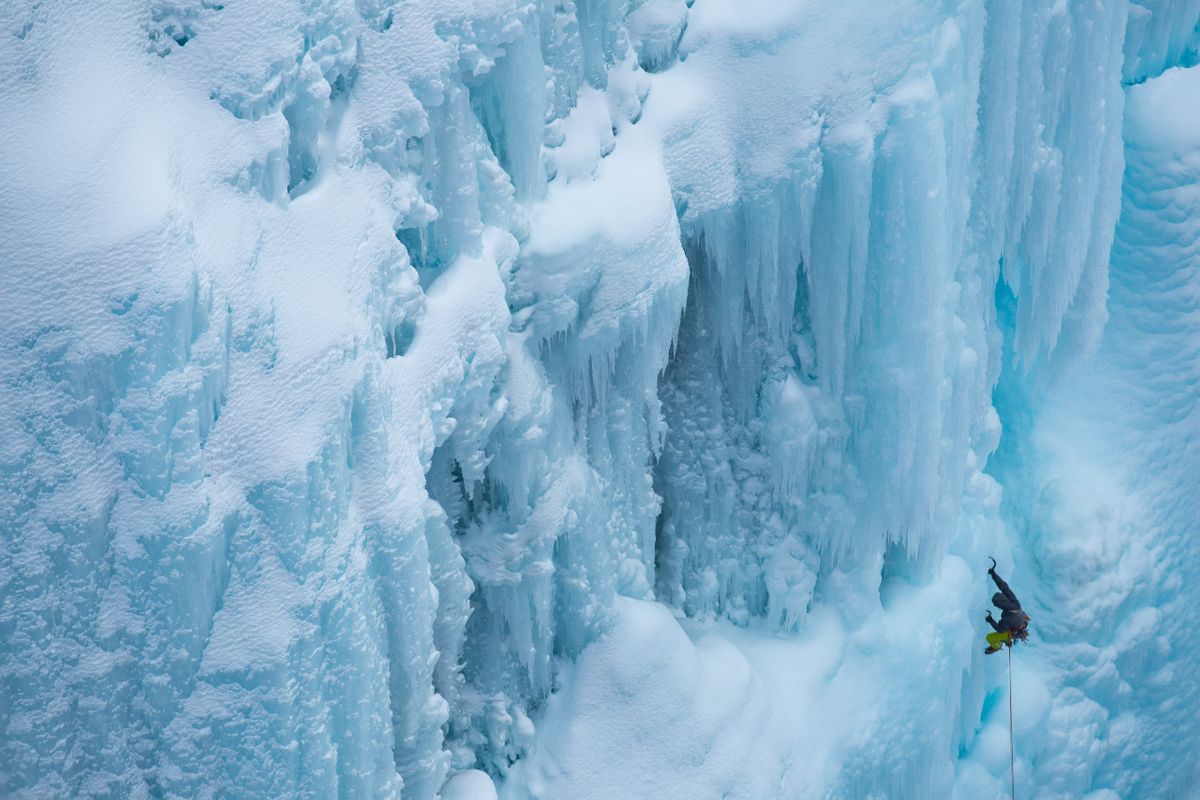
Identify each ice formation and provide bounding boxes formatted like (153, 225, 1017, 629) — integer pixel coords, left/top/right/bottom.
(0, 0, 1197, 798)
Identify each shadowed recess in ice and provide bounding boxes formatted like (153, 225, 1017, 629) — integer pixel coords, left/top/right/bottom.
(1, 1, 1199, 798)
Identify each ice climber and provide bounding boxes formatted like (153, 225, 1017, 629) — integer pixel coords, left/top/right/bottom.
(984, 558, 1030, 654)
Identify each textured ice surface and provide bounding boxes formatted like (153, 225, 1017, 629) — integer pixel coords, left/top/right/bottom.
(1, 0, 1198, 798)
(983, 62, 1200, 800)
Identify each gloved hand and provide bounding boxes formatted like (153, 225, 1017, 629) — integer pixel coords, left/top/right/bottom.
(985, 612, 996, 622)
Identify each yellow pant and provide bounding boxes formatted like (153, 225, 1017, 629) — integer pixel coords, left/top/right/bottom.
(987, 631, 1011, 648)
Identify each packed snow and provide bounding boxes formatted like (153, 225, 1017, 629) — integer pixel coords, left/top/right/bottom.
(1, 0, 1198, 798)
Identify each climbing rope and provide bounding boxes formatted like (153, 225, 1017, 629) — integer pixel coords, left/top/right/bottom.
(1008, 644, 1016, 800)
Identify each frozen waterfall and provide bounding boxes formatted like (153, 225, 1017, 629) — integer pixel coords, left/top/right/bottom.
(1, 0, 1198, 798)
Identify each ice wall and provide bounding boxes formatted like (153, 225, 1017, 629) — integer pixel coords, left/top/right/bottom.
(1, 2, 683, 796)
(653, 0, 1128, 625)
(985, 62, 1200, 800)
(1, 0, 1198, 798)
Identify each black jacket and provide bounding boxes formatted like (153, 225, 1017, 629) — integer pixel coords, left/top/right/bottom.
(987, 570, 1028, 634)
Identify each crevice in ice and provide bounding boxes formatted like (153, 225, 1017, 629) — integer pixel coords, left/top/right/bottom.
(465, 17, 546, 202)
(654, 234, 821, 628)
(147, 1, 224, 56)
(384, 320, 416, 359)
(205, 5, 359, 201)
(286, 67, 357, 198)
(396, 225, 444, 290)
